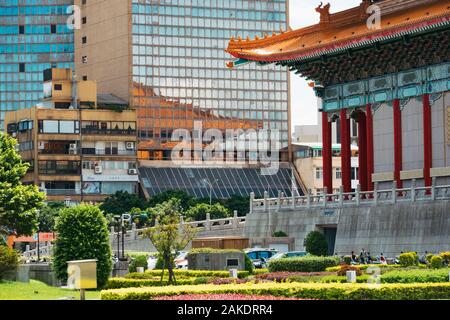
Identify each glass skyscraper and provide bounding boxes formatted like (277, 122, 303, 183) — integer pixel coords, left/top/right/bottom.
(0, 0, 74, 130)
(130, 0, 289, 161)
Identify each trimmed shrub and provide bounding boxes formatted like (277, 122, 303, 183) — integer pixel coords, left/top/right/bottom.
(128, 253, 149, 273)
(336, 265, 362, 277)
(105, 278, 196, 289)
(381, 268, 450, 283)
(268, 256, 339, 272)
(256, 272, 334, 283)
(304, 231, 328, 256)
(343, 256, 352, 265)
(440, 252, 450, 265)
(0, 245, 19, 280)
(100, 282, 450, 300)
(53, 204, 112, 288)
(399, 252, 419, 267)
(426, 254, 434, 263)
(128, 269, 251, 279)
(320, 275, 370, 283)
(430, 255, 444, 269)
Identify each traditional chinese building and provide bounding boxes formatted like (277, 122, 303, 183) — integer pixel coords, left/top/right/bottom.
(227, 0, 450, 193)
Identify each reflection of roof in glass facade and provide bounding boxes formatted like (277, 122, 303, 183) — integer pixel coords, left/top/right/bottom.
(130, 0, 290, 157)
(0, 1, 74, 130)
(139, 166, 300, 199)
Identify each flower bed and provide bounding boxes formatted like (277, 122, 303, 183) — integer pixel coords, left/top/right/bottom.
(154, 294, 309, 300)
(100, 282, 450, 300)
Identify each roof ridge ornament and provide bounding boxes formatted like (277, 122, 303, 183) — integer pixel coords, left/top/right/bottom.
(315, 2, 331, 24)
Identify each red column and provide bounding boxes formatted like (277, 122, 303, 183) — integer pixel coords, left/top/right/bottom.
(366, 104, 374, 191)
(322, 112, 333, 195)
(393, 99, 403, 188)
(358, 112, 368, 191)
(423, 94, 432, 187)
(340, 109, 352, 192)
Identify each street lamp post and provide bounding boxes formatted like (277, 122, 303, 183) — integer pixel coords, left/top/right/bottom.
(203, 179, 219, 205)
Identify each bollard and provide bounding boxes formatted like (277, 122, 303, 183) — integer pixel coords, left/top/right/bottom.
(346, 270, 357, 283)
(230, 268, 238, 279)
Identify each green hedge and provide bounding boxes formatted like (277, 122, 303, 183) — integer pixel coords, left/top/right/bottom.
(268, 256, 339, 272)
(381, 269, 450, 283)
(100, 282, 450, 300)
(325, 264, 425, 273)
(105, 278, 197, 289)
(128, 269, 251, 279)
(320, 269, 450, 284)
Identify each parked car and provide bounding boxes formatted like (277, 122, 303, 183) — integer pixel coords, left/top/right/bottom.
(269, 251, 308, 261)
(244, 248, 279, 268)
(147, 254, 158, 270)
(175, 251, 188, 269)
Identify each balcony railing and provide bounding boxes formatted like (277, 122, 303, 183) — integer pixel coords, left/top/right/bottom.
(81, 148, 136, 156)
(39, 168, 81, 175)
(81, 128, 136, 136)
(39, 149, 80, 155)
(45, 189, 80, 195)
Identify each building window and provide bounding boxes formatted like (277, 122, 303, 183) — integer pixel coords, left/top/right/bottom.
(313, 149, 323, 157)
(51, 24, 57, 34)
(82, 0, 87, 4)
(82, 17, 87, 24)
(19, 63, 25, 73)
(82, 56, 88, 64)
(315, 167, 323, 179)
(54, 84, 62, 91)
(82, 76, 88, 81)
(335, 168, 342, 180)
(82, 36, 87, 44)
(19, 25, 25, 34)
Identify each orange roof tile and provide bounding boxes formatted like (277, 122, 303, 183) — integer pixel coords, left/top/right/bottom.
(226, 0, 450, 64)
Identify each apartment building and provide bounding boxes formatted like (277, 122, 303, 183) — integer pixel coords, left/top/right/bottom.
(4, 68, 138, 203)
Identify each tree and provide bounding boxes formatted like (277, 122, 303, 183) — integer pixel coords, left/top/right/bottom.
(143, 199, 197, 284)
(38, 202, 65, 233)
(53, 204, 112, 288)
(148, 189, 194, 211)
(0, 245, 19, 280)
(304, 231, 328, 256)
(185, 203, 231, 221)
(100, 191, 147, 215)
(0, 133, 45, 237)
(221, 195, 250, 216)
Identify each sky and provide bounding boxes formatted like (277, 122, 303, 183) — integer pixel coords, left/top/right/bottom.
(289, 0, 361, 127)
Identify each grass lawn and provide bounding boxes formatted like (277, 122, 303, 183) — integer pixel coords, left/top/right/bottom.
(0, 280, 101, 300)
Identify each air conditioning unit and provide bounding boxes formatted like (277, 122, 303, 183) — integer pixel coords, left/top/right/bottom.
(94, 166, 103, 174)
(125, 142, 135, 150)
(38, 142, 45, 150)
(69, 143, 77, 149)
(128, 169, 138, 175)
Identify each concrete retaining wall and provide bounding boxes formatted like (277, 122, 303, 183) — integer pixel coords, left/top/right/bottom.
(244, 200, 450, 257)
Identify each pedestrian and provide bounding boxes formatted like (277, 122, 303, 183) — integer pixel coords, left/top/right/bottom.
(380, 253, 387, 264)
(360, 248, 366, 264)
(351, 251, 357, 263)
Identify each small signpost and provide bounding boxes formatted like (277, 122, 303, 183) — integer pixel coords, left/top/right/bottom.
(346, 270, 357, 283)
(67, 259, 97, 300)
